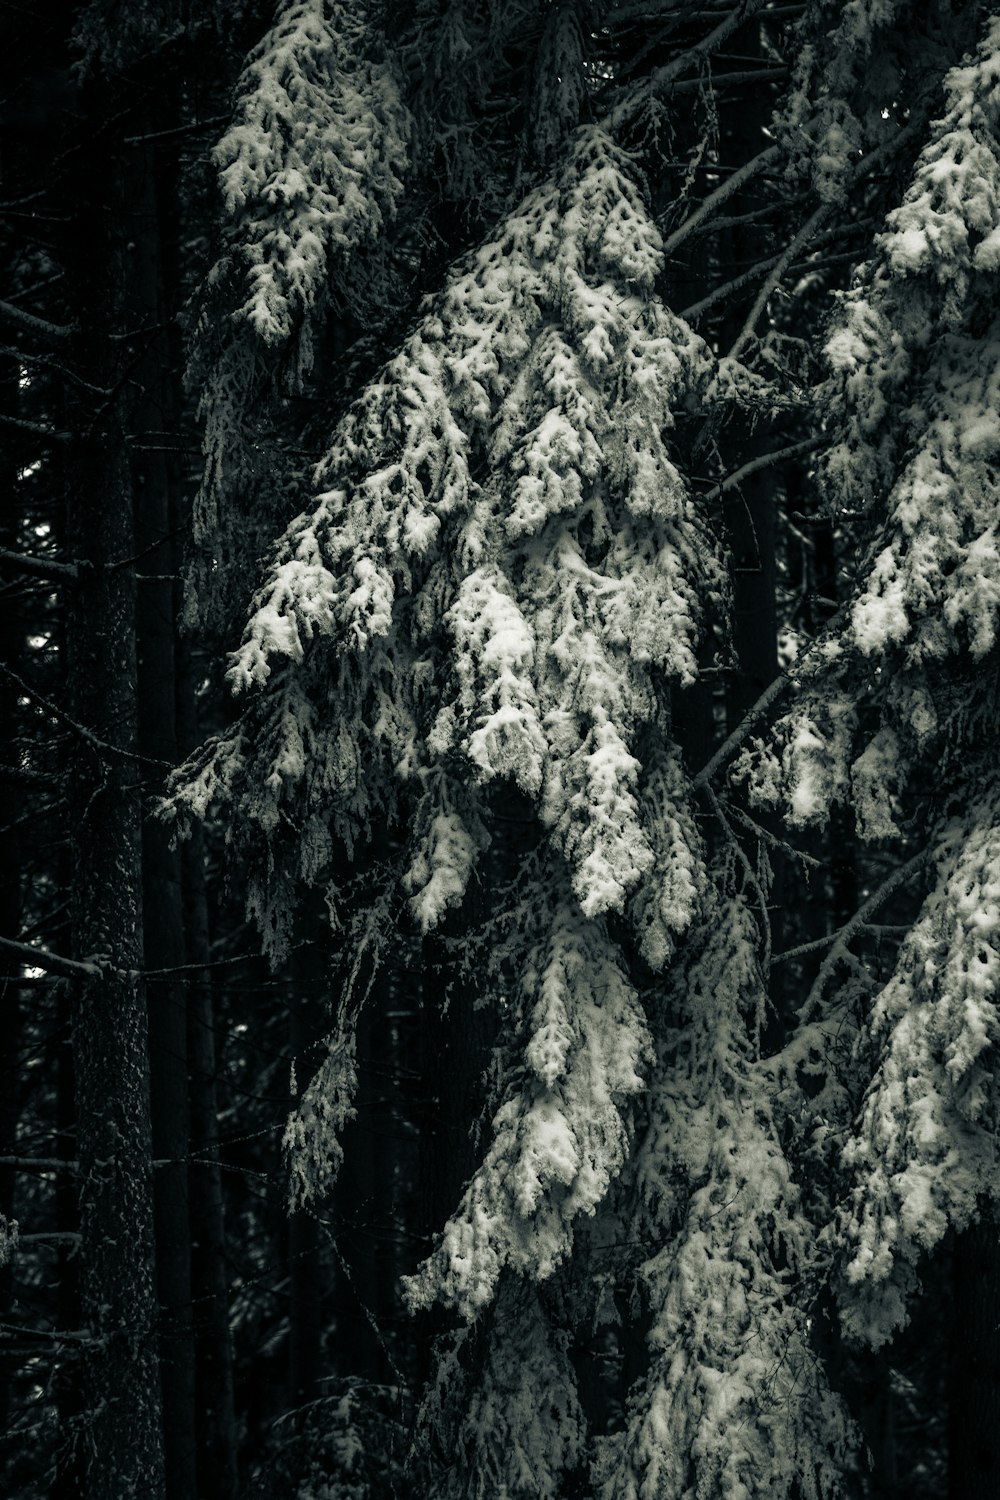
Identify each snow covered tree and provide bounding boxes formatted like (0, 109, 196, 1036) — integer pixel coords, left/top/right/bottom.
(8, 0, 1000, 1493)
(168, 3, 873, 1494)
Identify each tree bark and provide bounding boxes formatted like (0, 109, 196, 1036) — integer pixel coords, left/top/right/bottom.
(130, 112, 198, 1497)
(183, 815, 240, 1499)
(64, 80, 165, 1500)
(949, 1205, 1000, 1500)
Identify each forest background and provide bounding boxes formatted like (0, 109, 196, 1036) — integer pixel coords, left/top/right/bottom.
(2, 0, 1000, 1496)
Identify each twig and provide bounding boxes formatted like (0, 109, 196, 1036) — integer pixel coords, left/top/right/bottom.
(704, 782, 772, 972)
(0, 934, 102, 982)
(0, 661, 172, 771)
(799, 852, 927, 1016)
(728, 202, 834, 359)
(662, 144, 783, 252)
(0, 546, 83, 585)
(603, 0, 770, 132)
(727, 121, 923, 359)
(693, 672, 792, 791)
(0, 298, 74, 343)
(0, 411, 72, 443)
(0, 1156, 78, 1175)
(701, 438, 820, 504)
(123, 113, 230, 146)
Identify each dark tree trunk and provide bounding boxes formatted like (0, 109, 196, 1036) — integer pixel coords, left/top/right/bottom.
(130, 113, 197, 1496)
(0, 396, 23, 1438)
(949, 1205, 1000, 1500)
(288, 934, 325, 1408)
(64, 80, 165, 1500)
(52, 982, 85, 1499)
(183, 813, 239, 1499)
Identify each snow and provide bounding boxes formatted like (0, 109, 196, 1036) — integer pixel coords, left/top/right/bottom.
(214, 0, 410, 351)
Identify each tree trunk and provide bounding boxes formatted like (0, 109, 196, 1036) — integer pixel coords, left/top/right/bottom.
(288, 934, 325, 1408)
(183, 814, 240, 1498)
(65, 81, 165, 1500)
(130, 113, 198, 1496)
(949, 1205, 1000, 1500)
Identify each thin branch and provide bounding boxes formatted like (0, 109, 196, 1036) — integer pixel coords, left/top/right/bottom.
(0, 411, 72, 444)
(662, 144, 783, 253)
(0, 298, 74, 343)
(0, 546, 82, 584)
(0, 934, 102, 982)
(680, 245, 784, 322)
(0, 1156, 78, 1175)
(729, 804, 822, 869)
(727, 122, 923, 359)
(0, 661, 173, 771)
(123, 112, 230, 146)
(799, 852, 928, 1015)
(728, 201, 834, 359)
(701, 438, 820, 504)
(0, 1322, 94, 1344)
(602, 0, 770, 132)
(0, 763, 60, 788)
(16, 1232, 82, 1246)
(704, 782, 772, 972)
(693, 671, 792, 791)
(0, 342, 110, 396)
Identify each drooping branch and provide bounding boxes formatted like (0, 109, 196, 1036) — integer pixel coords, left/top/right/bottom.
(0, 1156, 78, 1175)
(692, 671, 792, 791)
(701, 438, 819, 504)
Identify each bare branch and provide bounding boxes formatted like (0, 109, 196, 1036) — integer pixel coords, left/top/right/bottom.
(0, 661, 172, 771)
(0, 1156, 78, 1175)
(693, 671, 792, 791)
(0, 546, 83, 584)
(662, 144, 783, 255)
(701, 438, 820, 504)
(603, 0, 770, 132)
(0, 412, 72, 443)
(800, 852, 928, 1015)
(0, 298, 74, 343)
(0, 934, 102, 982)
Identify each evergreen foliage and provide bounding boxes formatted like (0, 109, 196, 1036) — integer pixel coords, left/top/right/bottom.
(6, 0, 1000, 1495)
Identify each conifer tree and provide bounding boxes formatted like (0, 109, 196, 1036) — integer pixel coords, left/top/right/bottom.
(8, 0, 1000, 1493)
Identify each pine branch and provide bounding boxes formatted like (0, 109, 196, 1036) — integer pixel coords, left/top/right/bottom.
(0, 661, 173, 771)
(692, 671, 792, 790)
(680, 247, 784, 322)
(701, 438, 820, 503)
(0, 762, 59, 788)
(704, 781, 773, 971)
(17, 1232, 82, 1245)
(123, 112, 230, 146)
(0, 342, 110, 396)
(728, 201, 834, 359)
(727, 121, 924, 359)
